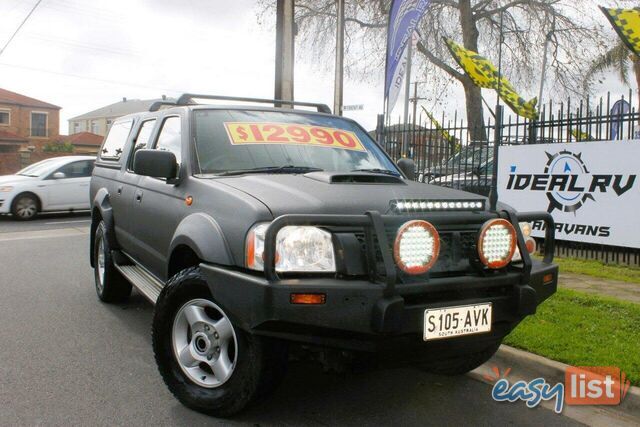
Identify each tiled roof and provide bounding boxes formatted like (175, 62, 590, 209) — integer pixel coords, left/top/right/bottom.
(0, 88, 61, 109)
(0, 129, 28, 142)
(59, 132, 104, 146)
(69, 97, 175, 121)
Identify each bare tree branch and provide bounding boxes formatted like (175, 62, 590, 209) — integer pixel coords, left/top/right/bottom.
(416, 40, 464, 80)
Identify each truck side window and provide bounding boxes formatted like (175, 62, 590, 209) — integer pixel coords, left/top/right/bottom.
(129, 119, 156, 169)
(100, 119, 133, 161)
(154, 116, 181, 164)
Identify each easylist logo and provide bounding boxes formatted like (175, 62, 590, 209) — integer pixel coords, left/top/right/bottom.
(506, 150, 637, 214)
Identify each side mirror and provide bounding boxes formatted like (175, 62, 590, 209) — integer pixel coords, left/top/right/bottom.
(133, 149, 177, 180)
(397, 158, 415, 181)
(52, 172, 66, 179)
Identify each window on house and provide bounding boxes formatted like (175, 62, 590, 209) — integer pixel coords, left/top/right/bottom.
(0, 111, 9, 125)
(91, 120, 99, 134)
(106, 119, 113, 132)
(73, 122, 80, 133)
(31, 112, 47, 137)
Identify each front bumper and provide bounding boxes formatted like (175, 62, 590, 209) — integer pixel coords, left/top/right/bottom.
(201, 260, 557, 352)
(200, 209, 558, 352)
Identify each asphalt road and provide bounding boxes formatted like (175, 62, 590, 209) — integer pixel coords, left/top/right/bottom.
(0, 211, 91, 233)
(0, 220, 581, 426)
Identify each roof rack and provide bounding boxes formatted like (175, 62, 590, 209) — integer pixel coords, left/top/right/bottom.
(148, 93, 331, 114)
(148, 100, 180, 112)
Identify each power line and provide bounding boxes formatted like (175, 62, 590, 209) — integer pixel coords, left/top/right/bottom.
(0, 61, 182, 94)
(0, 0, 43, 58)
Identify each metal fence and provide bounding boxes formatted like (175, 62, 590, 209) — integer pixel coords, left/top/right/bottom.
(377, 91, 640, 265)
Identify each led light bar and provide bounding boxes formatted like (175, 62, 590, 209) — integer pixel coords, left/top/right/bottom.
(391, 199, 485, 212)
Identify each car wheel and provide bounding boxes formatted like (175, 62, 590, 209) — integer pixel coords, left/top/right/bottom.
(11, 193, 39, 220)
(153, 267, 286, 417)
(420, 340, 501, 376)
(93, 221, 131, 303)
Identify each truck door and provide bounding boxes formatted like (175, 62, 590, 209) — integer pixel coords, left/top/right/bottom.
(128, 115, 187, 279)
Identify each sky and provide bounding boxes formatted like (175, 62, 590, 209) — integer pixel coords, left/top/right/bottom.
(0, 0, 634, 135)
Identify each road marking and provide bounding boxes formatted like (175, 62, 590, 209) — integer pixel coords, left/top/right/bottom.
(0, 227, 89, 242)
(45, 219, 91, 225)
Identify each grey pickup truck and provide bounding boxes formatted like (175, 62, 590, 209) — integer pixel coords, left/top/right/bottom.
(89, 94, 558, 416)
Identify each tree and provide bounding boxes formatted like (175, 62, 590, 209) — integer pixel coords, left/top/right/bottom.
(259, 0, 615, 142)
(584, 39, 640, 113)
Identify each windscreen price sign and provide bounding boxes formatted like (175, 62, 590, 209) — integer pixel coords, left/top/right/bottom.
(224, 122, 366, 152)
(498, 141, 639, 248)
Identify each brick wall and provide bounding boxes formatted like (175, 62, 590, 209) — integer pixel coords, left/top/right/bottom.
(0, 153, 22, 175)
(0, 151, 70, 175)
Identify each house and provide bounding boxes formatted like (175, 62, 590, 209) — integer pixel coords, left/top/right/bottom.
(0, 88, 61, 152)
(68, 96, 174, 136)
(54, 132, 104, 155)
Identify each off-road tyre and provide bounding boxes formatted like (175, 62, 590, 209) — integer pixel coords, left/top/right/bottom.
(152, 267, 287, 417)
(93, 220, 131, 303)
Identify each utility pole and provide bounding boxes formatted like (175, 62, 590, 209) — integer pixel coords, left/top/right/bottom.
(410, 81, 428, 130)
(401, 35, 413, 157)
(538, 15, 556, 110)
(333, 0, 345, 116)
(274, 0, 295, 104)
(489, 11, 504, 212)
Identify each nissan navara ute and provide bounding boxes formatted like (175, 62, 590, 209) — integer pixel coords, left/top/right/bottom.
(89, 94, 558, 416)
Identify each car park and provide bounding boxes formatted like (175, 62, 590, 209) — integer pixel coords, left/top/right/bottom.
(419, 146, 492, 183)
(89, 94, 558, 417)
(0, 155, 96, 220)
(429, 159, 494, 196)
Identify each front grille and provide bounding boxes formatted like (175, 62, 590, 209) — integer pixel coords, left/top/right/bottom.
(352, 225, 480, 279)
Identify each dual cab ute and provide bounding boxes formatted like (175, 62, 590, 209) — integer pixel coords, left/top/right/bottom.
(89, 94, 558, 416)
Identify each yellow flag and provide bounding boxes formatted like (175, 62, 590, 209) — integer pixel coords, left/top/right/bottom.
(601, 7, 640, 57)
(570, 129, 593, 142)
(421, 107, 456, 145)
(444, 38, 538, 120)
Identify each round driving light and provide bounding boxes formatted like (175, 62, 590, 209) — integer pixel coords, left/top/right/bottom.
(477, 219, 517, 269)
(525, 237, 537, 254)
(393, 220, 440, 275)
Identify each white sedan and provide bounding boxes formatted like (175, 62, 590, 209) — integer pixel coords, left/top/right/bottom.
(0, 155, 96, 220)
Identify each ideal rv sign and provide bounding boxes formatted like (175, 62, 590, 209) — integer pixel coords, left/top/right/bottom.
(498, 141, 639, 248)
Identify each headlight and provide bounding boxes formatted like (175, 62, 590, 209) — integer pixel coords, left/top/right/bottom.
(477, 219, 516, 269)
(245, 224, 336, 273)
(393, 220, 440, 275)
(0, 186, 14, 192)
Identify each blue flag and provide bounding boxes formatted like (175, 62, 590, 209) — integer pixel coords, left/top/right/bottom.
(384, 0, 431, 109)
(610, 98, 630, 140)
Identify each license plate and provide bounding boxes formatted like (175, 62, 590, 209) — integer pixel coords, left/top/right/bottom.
(423, 303, 492, 341)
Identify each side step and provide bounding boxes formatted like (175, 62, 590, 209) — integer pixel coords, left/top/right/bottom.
(114, 264, 164, 304)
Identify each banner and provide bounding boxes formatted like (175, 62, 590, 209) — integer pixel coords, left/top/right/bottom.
(610, 99, 630, 140)
(497, 141, 639, 248)
(444, 38, 538, 120)
(384, 0, 430, 107)
(601, 7, 640, 57)
(387, 38, 409, 114)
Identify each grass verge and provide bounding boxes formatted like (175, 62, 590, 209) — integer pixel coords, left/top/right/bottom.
(504, 288, 640, 386)
(550, 256, 640, 283)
